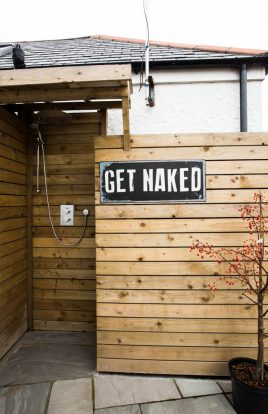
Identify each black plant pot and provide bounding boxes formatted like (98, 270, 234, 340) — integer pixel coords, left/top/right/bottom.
(229, 357, 268, 414)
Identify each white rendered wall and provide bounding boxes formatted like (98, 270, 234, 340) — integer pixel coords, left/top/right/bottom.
(108, 66, 265, 134)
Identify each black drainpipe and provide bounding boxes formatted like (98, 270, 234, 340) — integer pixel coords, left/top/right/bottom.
(240, 63, 248, 132)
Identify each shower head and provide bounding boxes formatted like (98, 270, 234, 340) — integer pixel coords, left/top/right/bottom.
(30, 122, 44, 144)
(33, 109, 73, 125)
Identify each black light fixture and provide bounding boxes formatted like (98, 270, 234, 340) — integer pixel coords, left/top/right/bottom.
(147, 75, 155, 107)
(12, 44, 26, 69)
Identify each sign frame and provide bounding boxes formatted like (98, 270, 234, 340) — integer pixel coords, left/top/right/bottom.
(99, 160, 206, 204)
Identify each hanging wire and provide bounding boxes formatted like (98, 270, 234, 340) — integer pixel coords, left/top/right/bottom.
(139, 0, 150, 91)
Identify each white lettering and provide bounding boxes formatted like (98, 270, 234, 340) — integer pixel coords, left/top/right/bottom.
(127, 169, 136, 192)
(155, 168, 166, 192)
(191, 167, 201, 191)
(116, 169, 126, 192)
(104, 170, 114, 193)
(143, 169, 153, 191)
(180, 168, 189, 192)
(167, 169, 177, 192)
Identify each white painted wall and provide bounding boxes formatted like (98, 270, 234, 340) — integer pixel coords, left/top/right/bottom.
(108, 66, 266, 134)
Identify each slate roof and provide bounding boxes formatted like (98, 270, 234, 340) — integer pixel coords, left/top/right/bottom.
(0, 35, 268, 70)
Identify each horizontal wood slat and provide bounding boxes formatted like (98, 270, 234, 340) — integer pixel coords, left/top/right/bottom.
(98, 345, 268, 362)
(95, 146, 268, 162)
(97, 317, 267, 333)
(33, 320, 96, 332)
(97, 303, 256, 318)
(95, 202, 268, 219)
(96, 275, 261, 290)
(97, 358, 229, 376)
(97, 331, 258, 347)
(97, 289, 259, 305)
(95, 233, 258, 247)
(95, 133, 268, 148)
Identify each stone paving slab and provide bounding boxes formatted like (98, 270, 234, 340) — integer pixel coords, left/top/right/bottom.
(94, 375, 180, 409)
(175, 378, 222, 397)
(226, 393, 234, 405)
(47, 378, 93, 414)
(95, 405, 141, 414)
(140, 394, 236, 414)
(0, 382, 50, 414)
(217, 380, 232, 393)
(0, 342, 96, 386)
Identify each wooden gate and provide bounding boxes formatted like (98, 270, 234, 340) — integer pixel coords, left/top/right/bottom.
(95, 132, 268, 376)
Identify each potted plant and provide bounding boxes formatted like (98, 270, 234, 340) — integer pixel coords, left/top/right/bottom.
(190, 192, 268, 414)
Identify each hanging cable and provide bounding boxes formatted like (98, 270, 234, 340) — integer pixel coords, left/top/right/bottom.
(139, 0, 150, 91)
(36, 126, 88, 247)
(36, 137, 40, 193)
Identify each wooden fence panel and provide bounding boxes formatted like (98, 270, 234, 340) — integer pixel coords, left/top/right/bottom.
(95, 132, 268, 376)
(0, 109, 27, 358)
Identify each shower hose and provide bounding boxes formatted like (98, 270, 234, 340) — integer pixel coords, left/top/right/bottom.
(36, 125, 88, 247)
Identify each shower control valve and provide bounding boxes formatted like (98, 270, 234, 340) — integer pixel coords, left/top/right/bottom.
(60, 204, 74, 226)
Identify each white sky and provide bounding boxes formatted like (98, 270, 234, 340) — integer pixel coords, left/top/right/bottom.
(1, 0, 268, 127)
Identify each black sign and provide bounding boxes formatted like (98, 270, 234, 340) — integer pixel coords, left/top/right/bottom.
(100, 160, 206, 203)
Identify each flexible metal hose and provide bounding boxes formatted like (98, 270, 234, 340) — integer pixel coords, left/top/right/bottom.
(36, 126, 88, 247)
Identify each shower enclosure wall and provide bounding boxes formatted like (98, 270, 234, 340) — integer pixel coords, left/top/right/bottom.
(32, 111, 100, 332)
(0, 108, 103, 358)
(0, 63, 131, 359)
(0, 108, 28, 358)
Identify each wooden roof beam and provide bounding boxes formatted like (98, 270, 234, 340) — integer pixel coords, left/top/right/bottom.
(0, 64, 132, 88)
(0, 85, 129, 104)
(3, 100, 122, 112)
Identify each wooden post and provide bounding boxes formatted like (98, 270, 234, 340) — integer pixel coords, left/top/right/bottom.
(100, 109, 108, 136)
(122, 96, 130, 151)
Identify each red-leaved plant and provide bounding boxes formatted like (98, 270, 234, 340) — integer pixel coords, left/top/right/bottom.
(190, 192, 268, 384)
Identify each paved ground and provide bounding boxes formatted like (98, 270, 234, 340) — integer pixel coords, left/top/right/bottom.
(0, 332, 236, 413)
(0, 375, 236, 414)
(0, 331, 96, 387)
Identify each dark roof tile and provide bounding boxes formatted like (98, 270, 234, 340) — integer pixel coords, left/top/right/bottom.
(0, 35, 267, 70)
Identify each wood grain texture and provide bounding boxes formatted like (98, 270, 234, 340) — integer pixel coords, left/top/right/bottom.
(95, 132, 268, 148)
(95, 133, 268, 376)
(0, 109, 27, 359)
(0, 64, 131, 87)
(33, 112, 98, 331)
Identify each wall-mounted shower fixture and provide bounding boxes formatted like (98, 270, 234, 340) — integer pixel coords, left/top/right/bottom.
(31, 110, 89, 247)
(60, 205, 74, 226)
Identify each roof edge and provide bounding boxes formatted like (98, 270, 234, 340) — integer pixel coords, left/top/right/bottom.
(92, 35, 268, 56)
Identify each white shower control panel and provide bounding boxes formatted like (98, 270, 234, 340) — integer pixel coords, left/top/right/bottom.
(60, 205, 74, 226)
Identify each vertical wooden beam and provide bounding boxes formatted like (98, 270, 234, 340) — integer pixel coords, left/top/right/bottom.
(100, 109, 108, 136)
(26, 123, 33, 330)
(122, 96, 130, 151)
